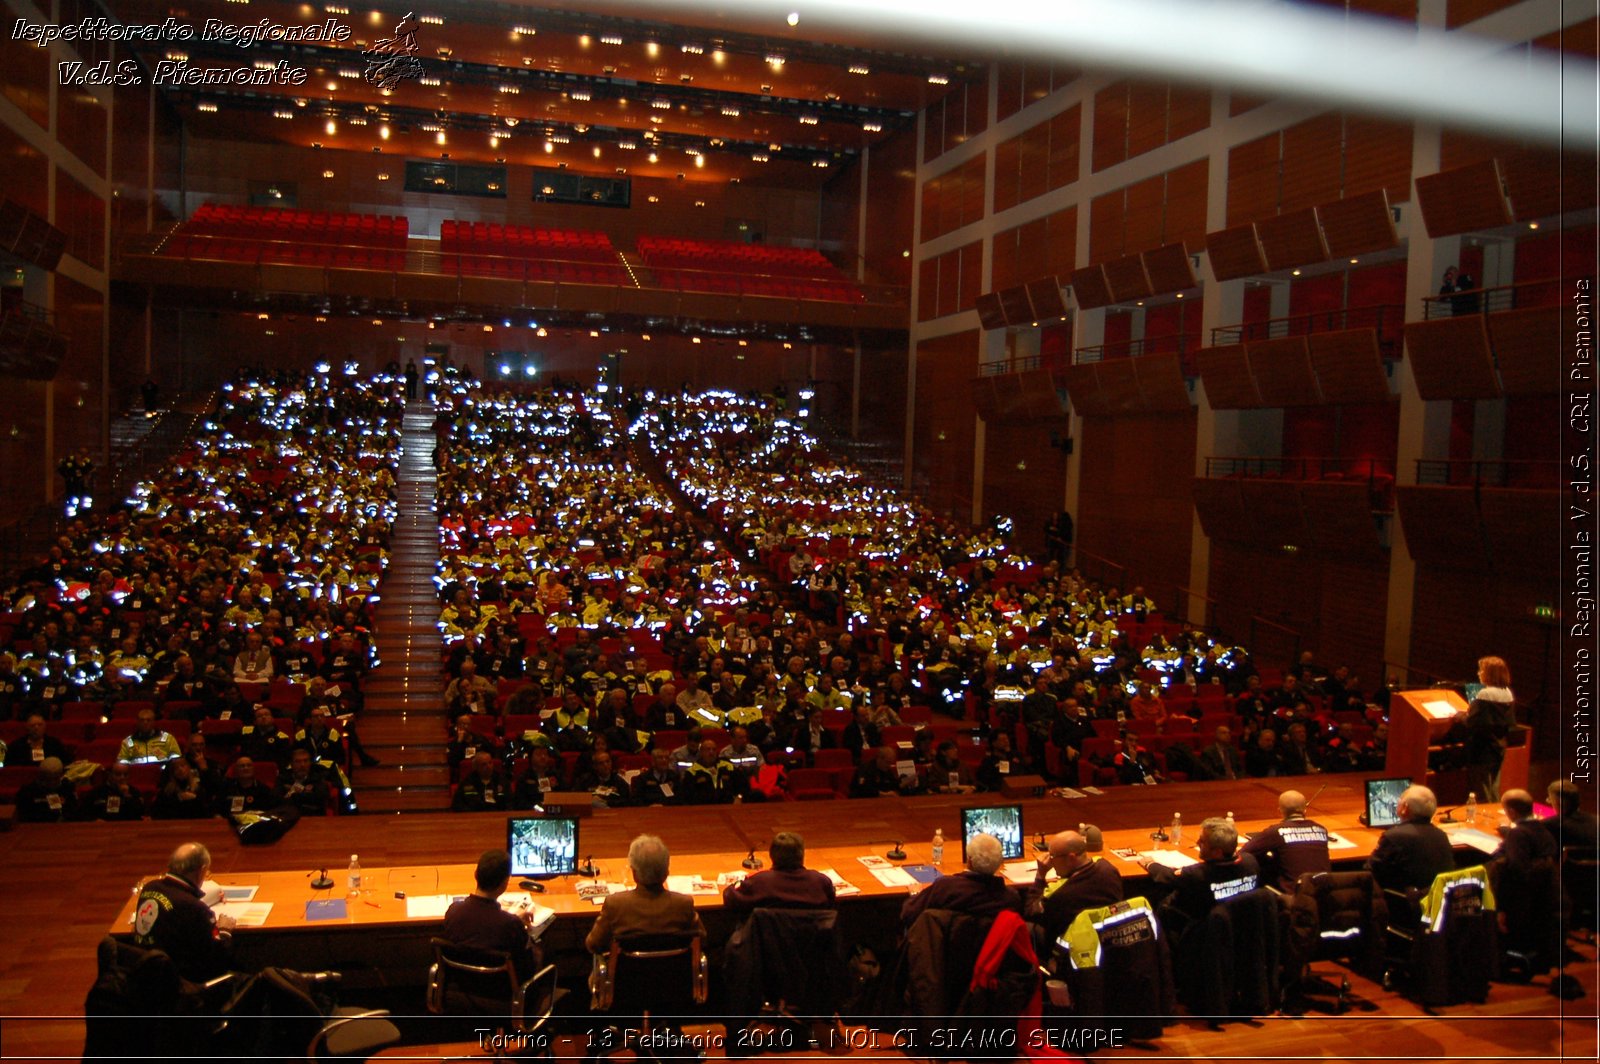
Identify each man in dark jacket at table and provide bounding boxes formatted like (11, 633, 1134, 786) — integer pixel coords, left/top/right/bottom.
(901, 833, 1022, 928)
(1366, 784, 1455, 893)
(723, 831, 836, 912)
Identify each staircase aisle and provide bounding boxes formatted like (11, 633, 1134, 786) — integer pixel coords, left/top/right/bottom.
(355, 401, 451, 813)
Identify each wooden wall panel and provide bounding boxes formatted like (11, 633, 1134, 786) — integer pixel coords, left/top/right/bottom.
(1133, 353, 1192, 412)
(1415, 160, 1513, 237)
(1280, 113, 1343, 214)
(0, 125, 49, 219)
(982, 419, 1068, 552)
(865, 128, 918, 287)
(1489, 306, 1561, 395)
(1088, 190, 1125, 267)
(1247, 337, 1322, 406)
(1070, 264, 1114, 310)
(2, 22, 52, 129)
(55, 168, 105, 271)
(1343, 114, 1414, 204)
(1308, 330, 1393, 404)
(1447, 0, 1523, 28)
(1206, 224, 1268, 281)
(914, 330, 980, 519)
(1078, 412, 1196, 603)
(1104, 254, 1153, 303)
(1403, 317, 1500, 399)
(52, 274, 105, 461)
(1092, 82, 1132, 173)
(1299, 481, 1388, 560)
(1047, 105, 1082, 195)
(1479, 488, 1560, 580)
(1044, 206, 1078, 280)
(1257, 207, 1329, 272)
(1197, 344, 1262, 408)
(1167, 87, 1211, 142)
(1143, 242, 1197, 295)
(1239, 479, 1311, 549)
(1123, 175, 1166, 257)
(1395, 486, 1490, 569)
(1227, 134, 1282, 228)
(1126, 81, 1169, 161)
(1164, 158, 1210, 252)
(1319, 190, 1400, 258)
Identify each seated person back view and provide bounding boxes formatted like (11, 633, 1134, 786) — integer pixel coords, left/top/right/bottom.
(442, 850, 541, 980)
(585, 835, 705, 955)
(1366, 784, 1456, 893)
(1137, 817, 1261, 938)
(131, 842, 237, 983)
(900, 832, 1023, 928)
(722, 831, 836, 912)
(1543, 779, 1600, 849)
(1241, 789, 1332, 893)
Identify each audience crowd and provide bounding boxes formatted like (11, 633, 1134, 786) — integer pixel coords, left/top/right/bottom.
(0, 371, 401, 820)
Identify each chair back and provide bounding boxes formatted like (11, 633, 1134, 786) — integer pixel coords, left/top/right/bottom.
(1055, 898, 1172, 1041)
(592, 933, 707, 1016)
(427, 938, 519, 1017)
(1562, 845, 1599, 933)
(724, 908, 842, 1020)
(1410, 866, 1496, 1005)
(1290, 870, 1386, 977)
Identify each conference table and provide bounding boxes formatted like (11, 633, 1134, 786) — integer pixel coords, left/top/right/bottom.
(104, 772, 1501, 988)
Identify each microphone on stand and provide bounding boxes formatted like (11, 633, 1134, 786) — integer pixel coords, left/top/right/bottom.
(742, 841, 765, 870)
(308, 868, 334, 891)
(576, 854, 599, 878)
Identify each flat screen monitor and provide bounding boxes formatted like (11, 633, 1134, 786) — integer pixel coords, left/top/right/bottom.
(507, 816, 579, 878)
(962, 805, 1024, 861)
(1364, 777, 1412, 829)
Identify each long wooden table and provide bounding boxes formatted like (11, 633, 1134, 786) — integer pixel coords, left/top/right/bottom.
(99, 774, 1447, 981)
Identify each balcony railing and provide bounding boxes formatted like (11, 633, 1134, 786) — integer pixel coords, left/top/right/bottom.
(1211, 304, 1404, 359)
(1415, 458, 1562, 489)
(1420, 278, 1573, 319)
(978, 355, 1045, 377)
(1205, 455, 1395, 511)
(125, 231, 910, 307)
(1072, 333, 1193, 370)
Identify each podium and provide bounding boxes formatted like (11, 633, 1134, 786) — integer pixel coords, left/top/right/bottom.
(1389, 688, 1529, 803)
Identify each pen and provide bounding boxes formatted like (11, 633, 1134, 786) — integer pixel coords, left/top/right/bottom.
(363, 900, 381, 909)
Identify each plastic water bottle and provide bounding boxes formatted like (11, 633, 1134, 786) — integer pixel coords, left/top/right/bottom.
(1465, 792, 1477, 824)
(1226, 811, 1235, 830)
(347, 854, 362, 899)
(931, 829, 945, 868)
(1171, 812, 1183, 849)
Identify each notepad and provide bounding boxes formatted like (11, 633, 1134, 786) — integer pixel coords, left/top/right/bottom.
(1422, 699, 1459, 720)
(1445, 826, 1501, 855)
(403, 894, 462, 920)
(218, 885, 260, 903)
(819, 868, 860, 897)
(665, 875, 720, 896)
(1326, 832, 1358, 851)
(856, 855, 892, 870)
(305, 899, 348, 921)
(901, 864, 941, 884)
(1002, 861, 1051, 886)
(1054, 786, 1087, 799)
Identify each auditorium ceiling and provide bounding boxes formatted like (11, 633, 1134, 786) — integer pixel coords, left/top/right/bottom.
(99, 0, 982, 187)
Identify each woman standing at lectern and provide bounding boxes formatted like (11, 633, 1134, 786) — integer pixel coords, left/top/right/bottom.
(1463, 656, 1515, 801)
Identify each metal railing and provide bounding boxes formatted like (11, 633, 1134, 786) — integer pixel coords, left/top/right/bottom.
(978, 355, 1044, 377)
(1211, 304, 1404, 358)
(1420, 279, 1575, 319)
(1073, 333, 1192, 365)
(1414, 458, 1562, 489)
(1204, 455, 1395, 482)
(125, 232, 911, 307)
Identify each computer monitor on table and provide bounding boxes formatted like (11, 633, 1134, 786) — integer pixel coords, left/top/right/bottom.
(507, 816, 579, 878)
(1364, 777, 1412, 829)
(962, 804, 1024, 861)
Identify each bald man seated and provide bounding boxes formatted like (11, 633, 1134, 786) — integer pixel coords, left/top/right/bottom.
(131, 842, 237, 983)
(1240, 789, 1332, 893)
(1025, 826, 1124, 942)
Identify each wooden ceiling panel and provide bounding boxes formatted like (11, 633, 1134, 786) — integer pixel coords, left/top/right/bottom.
(1132, 353, 1193, 412)
(1196, 344, 1262, 409)
(1103, 253, 1153, 302)
(1058, 363, 1107, 417)
(1489, 306, 1561, 396)
(1142, 242, 1197, 295)
(1403, 317, 1500, 400)
(1095, 358, 1144, 413)
(1414, 159, 1513, 237)
(1256, 207, 1329, 272)
(1204, 224, 1268, 281)
(1307, 329, 1393, 404)
(1395, 486, 1490, 569)
(1246, 336, 1322, 406)
(1069, 264, 1114, 310)
(1318, 190, 1400, 258)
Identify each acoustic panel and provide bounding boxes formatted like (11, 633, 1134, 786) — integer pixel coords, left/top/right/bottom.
(1142, 242, 1197, 295)
(1058, 363, 1108, 417)
(1403, 317, 1500, 400)
(1239, 479, 1310, 550)
(1414, 159, 1512, 238)
(1246, 336, 1323, 406)
(1479, 488, 1560, 578)
(1298, 480, 1387, 560)
(1012, 368, 1069, 420)
(1317, 190, 1400, 258)
(1501, 149, 1597, 220)
(972, 377, 1004, 422)
(1104, 253, 1153, 302)
(1395, 486, 1489, 569)
(975, 292, 1007, 331)
(1307, 329, 1393, 404)
(1132, 353, 1193, 412)
(1195, 344, 1262, 408)
(1025, 277, 1069, 320)
(1204, 224, 1267, 281)
(1256, 207, 1329, 272)
(1192, 477, 1249, 544)
(1069, 264, 1114, 310)
(998, 285, 1036, 326)
(1488, 306, 1560, 396)
(1094, 358, 1144, 413)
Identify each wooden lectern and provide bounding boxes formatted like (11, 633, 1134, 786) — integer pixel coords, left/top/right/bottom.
(1388, 688, 1529, 802)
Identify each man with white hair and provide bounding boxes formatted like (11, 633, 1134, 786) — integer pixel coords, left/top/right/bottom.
(900, 831, 1022, 928)
(132, 842, 237, 982)
(1366, 784, 1455, 893)
(585, 834, 704, 954)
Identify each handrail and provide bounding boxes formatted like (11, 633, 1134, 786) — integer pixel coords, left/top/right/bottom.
(1175, 584, 1219, 634)
(978, 355, 1044, 377)
(1414, 458, 1561, 489)
(1204, 455, 1394, 481)
(1072, 547, 1127, 590)
(127, 232, 909, 307)
(1210, 304, 1404, 355)
(1248, 614, 1302, 664)
(1073, 332, 1190, 364)
(0, 299, 56, 326)
(1419, 278, 1566, 320)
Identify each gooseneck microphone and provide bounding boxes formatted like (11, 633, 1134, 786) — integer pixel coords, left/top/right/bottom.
(308, 869, 334, 891)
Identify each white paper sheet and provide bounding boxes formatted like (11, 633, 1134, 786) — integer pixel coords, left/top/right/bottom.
(665, 875, 719, 896)
(1326, 832, 1358, 851)
(818, 868, 861, 897)
(869, 866, 917, 887)
(213, 902, 273, 927)
(403, 894, 460, 919)
(1137, 849, 1199, 869)
(1445, 826, 1501, 854)
(1422, 699, 1459, 720)
(1002, 861, 1049, 885)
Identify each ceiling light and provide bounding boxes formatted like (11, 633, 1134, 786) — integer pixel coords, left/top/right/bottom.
(862, 122, 882, 132)
(322, 169, 334, 177)
(928, 74, 949, 85)
(721, 105, 741, 117)
(593, 146, 602, 158)
(646, 41, 660, 57)
(419, 77, 440, 87)
(435, 131, 447, 145)
(418, 13, 443, 23)
(694, 200, 706, 207)
(197, 102, 218, 113)
(711, 49, 726, 65)
(377, 173, 389, 181)
(513, 25, 536, 36)
(590, 330, 600, 337)
(798, 115, 819, 125)
(569, 90, 591, 101)
(692, 337, 702, 344)
(848, 64, 870, 75)
(498, 84, 520, 94)
(787, 11, 800, 26)
(648, 152, 658, 163)
(1292, 269, 1302, 276)
(694, 155, 705, 168)
(681, 43, 703, 54)
(1528, 221, 1540, 229)
(647, 195, 659, 203)
(752, 153, 769, 162)
(765, 54, 785, 68)
(651, 98, 672, 110)
(600, 34, 622, 46)
(325, 119, 337, 135)
(536, 327, 548, 337)
(544, 141, 554, 153)
(273, 110, 294, 119)
(1349, 257, 1359, 264)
